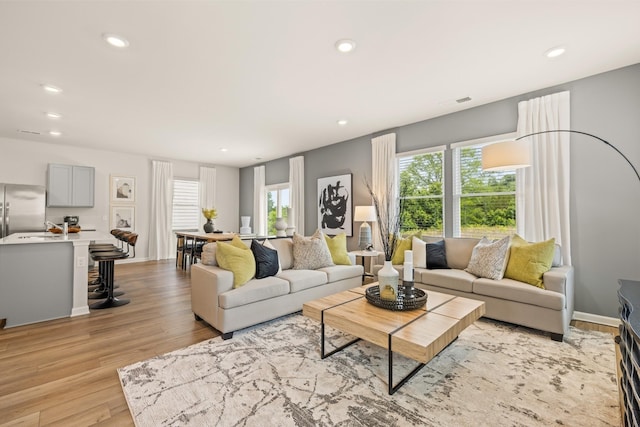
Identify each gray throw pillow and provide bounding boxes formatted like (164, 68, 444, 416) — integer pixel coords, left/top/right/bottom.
(465, 236, 511, 280)
(292, 230, 334, 270)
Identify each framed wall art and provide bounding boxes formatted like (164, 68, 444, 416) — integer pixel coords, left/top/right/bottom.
(317, 173, 352, 236)
(111, 205, 135, 231)
(111, 175, 136, 203)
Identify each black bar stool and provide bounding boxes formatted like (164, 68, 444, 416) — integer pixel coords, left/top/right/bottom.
(89, 250, 130, 309)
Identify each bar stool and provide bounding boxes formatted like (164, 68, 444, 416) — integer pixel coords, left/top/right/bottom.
(89, 250, 130, 309)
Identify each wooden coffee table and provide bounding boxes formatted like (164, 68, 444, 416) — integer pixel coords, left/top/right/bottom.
(303, 283, 485, 394)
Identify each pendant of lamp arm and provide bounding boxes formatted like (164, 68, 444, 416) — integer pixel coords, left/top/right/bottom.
(514, 130, 640, 184)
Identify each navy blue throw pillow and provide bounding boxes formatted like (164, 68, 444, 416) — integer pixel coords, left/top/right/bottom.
(251, 239, 280, 279)
(426, 240, 449, 270)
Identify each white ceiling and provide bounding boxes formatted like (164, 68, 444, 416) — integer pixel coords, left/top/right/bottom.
(1, 1, 639, 168)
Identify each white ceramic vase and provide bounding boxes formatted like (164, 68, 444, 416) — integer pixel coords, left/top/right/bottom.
(274, 217, 287, 237)
(378, 260, 399, 301)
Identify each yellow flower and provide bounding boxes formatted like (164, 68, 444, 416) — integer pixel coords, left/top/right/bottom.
(202, 208, 217, 220)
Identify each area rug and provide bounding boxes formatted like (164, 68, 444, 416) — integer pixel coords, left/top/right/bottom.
(118, 313, 619, 426)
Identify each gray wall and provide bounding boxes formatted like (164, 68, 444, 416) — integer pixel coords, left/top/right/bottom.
(240, 63, 640, 318)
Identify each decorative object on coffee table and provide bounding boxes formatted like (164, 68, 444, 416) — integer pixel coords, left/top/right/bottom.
(202, 208, 217, 233)
(365, 285, 426, 311)
(365, 180, 405, 301)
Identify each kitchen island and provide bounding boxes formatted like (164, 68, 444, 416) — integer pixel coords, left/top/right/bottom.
(0, 231, 113, 328)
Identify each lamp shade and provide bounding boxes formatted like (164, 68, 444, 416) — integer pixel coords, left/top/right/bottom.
(354, 205, 377, 222)
(482, 140, 531, 171)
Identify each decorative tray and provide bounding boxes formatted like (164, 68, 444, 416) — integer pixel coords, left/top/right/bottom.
(365, 285, 427, 311)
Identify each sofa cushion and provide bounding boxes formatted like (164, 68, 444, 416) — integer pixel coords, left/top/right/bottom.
(504, 234, 555, 289)
(268, 238, 293, 270)
(464, 236, 511, 280)
(251, 239, 280, 279)
(324, 233, 353, 265)
(318, 264, 363, 283)
(200, 242, 217, 266)
(426, 240, 449, 269)
(218, 276, 290, 309)
(412, 236, 427, 269)
(444, 238, 479, 269)
(277, 269, 328, 293)
(472, 277, 565, 311)
(216, 236, 256, 288)
(417, 268, 476, 293)
(292, 230, 334, 270)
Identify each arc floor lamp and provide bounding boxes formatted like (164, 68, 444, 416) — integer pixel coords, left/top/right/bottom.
(482, 129, 640, 184)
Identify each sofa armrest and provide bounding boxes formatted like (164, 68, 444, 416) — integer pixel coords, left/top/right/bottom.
(190, 263, 234, 327)
(543, 265, 574, 295)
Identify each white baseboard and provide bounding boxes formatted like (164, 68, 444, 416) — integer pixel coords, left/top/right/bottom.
(573, 311, 620, 327)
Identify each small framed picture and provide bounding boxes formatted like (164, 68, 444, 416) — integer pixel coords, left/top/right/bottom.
(111, 175, 136, 203)
(111, 205, 135, 231)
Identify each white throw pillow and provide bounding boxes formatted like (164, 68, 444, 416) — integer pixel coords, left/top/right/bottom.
(464, 236, 511, 280)
(412, 236, 427, 269)
(200, 243, 218, 266)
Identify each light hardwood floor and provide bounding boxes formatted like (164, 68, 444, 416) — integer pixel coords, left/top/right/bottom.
(0, 260, 617, 426)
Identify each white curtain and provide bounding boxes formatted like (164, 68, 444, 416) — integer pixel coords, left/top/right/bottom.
(253, 166, 266, 236)
(516, 91, 572, 265)
(149, 160, 174, 260)
(199, 166, 216, 210)
(371, 133, 397, 250)
(289, 156, 304, 235)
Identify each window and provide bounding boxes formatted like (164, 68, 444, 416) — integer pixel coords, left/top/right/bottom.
(452, 134, 516, 239)
(172, 179, 200, 231)
(266, 183, 290, 235)
(397, 147, 445, 237)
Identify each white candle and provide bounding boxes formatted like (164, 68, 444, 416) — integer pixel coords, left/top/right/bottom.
(404, 250, 413, 263)
(404, 261, 413, 282)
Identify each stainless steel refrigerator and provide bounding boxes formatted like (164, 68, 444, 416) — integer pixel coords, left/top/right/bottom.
(0, 184, 46, 238)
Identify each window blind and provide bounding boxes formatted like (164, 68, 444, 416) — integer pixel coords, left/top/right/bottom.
(172, 179, 200, 231)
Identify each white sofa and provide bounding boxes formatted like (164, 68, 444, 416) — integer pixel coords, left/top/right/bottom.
(373, 237, 574, 341)
(191, 237, 363, 339)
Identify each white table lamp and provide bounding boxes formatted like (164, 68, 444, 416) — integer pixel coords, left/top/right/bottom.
(354, 205, 377, 250)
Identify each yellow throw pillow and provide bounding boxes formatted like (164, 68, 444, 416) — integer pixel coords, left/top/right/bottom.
(504, 234, 555, 289)
(324, 233, 352, 265)
(216, 236, 255, 288)
(390, 233, 417, 265)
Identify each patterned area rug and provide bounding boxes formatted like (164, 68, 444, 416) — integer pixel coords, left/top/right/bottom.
(118, 313, 619, 426)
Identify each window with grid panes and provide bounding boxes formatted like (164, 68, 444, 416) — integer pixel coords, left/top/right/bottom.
(266, 183, 290, 235)
(397, 147, 445, 237)
(452, 134, 516, 239)
(172, 179, 200, 231)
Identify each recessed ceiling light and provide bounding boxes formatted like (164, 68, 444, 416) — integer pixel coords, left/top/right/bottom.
(42, 84, 62, 94)
(46, 112, 62, 119)
(545, 46, 566, 58)
(49, 130, 62, 137)
(335, 39, 356, 53)
(337, 119, 348, 126)
(103, 33, 130, 48)
(220, 148, 228, 152)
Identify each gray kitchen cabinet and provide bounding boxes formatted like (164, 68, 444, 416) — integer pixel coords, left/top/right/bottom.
(47, 164, 95, 207)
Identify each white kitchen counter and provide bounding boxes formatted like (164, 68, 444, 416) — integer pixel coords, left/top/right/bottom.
(0, 231, 114, 327)
(0, 230, 112, 245)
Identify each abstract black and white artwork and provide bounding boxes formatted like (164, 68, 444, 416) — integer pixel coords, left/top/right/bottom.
(317, 173, 352, 236)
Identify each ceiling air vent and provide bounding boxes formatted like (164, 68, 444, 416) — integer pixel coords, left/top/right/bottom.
(456, 97, 472, 104)
(17, 129, 41, 135)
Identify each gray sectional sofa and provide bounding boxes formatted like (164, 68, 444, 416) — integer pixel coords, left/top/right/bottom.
(190, 237, 363, 339)
(373, 237, 574, 341)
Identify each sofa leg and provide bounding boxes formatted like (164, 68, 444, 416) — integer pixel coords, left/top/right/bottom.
(222, 332, 233, 340)
(550, 333, 563, 342)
